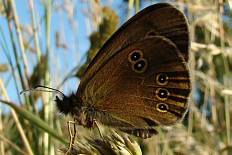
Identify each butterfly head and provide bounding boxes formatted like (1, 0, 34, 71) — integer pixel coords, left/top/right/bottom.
(55, 93, 83, 115)
(55, 93, 95, 127)
(20, 85, 86, 118)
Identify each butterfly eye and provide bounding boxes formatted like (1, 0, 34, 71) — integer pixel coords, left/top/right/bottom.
(132, 59, 148, 73)
(128, 50, 143, 62)
(156, 88, 169, 100)
(156, 103, 169, 112)
(156, 73, 168, 85)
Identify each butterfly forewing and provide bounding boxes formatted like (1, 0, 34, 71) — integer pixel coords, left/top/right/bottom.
(78, 3, 189, 93)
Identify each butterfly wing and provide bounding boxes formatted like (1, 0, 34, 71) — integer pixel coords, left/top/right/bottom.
(78, 3, 189, 93)
(79, 36, 191, 131)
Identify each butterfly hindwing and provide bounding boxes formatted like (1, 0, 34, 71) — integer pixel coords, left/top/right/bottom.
(79, 36, 191, 130)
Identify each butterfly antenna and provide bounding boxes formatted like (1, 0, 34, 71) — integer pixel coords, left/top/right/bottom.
(20, 85, 65, 96)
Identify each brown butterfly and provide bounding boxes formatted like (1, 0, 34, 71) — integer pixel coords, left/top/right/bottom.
(56, 3, 191, 139)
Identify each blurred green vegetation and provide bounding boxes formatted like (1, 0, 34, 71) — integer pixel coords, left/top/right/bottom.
(76, 6, 119, 77)
(0, 0, 232, 155)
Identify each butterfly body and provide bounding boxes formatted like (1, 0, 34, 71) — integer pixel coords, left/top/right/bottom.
(55, 3, 191, 139)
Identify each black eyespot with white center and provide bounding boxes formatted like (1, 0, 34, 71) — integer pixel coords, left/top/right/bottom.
(128, 50, 143, 63)
(134, 60, 145, 70)
(156, 73, 168, 85)
(131, 51, 141, 61)
(132, 59, 148, 73)
(156, 88, 169, 100)
(156, 103, 169, 112)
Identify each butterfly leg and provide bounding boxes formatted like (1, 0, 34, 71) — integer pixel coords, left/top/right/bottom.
(93, 119, 104, 139)
(65, 120, 77, 155)
(119, 128, 158, 139)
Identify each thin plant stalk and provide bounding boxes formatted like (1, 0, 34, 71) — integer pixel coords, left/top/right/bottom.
(0, 80, 33, 155)
(0, 98, 68, 145)
(43, 0, 53, 154)
(135, 0, 139, 13)
(3, 1, 33, 111)
(0, 103, 4, 155)
(0, 27, 22, 103)
(8, 0, 30, 84)
(218, 0, 231, 146)
(0, 134, 28, 155)
(187, 3, 195, 136)
(28, 0, 41, 62)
